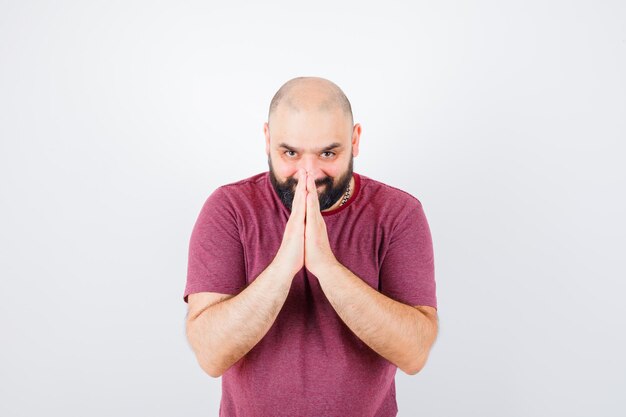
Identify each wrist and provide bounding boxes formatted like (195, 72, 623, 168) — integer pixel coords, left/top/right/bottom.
(310, 259, 342, 281)
(270, 257, 300, 280)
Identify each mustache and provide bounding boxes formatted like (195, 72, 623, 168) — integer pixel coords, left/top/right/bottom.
(286, 176, 333, 189)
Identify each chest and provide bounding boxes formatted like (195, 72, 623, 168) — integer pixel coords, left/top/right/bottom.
(239, 213, 388, 290)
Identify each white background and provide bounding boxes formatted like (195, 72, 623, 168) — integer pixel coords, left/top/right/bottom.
(1, 1, 625, 416)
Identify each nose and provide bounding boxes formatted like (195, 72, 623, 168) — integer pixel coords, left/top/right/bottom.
(297, 158, 323, 183)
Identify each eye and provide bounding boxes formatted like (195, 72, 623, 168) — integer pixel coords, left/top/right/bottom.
(321, 151, 335, 158)
(284, 150, 297, 157)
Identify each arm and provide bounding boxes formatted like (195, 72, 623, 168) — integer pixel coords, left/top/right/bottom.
(316, 262, 439, 375)
(186, 261, 293, 378)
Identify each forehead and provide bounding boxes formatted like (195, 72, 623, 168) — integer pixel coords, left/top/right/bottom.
(277, 141, 343, 153)
(269, 107, 351, 148)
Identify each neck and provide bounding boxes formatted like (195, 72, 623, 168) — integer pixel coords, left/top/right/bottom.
(321, 175, 354, 212)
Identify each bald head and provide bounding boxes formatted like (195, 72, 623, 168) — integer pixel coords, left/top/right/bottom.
(268, 76, 354, 128)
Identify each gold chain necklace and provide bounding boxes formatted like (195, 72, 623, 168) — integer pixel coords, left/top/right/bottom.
(339, 182, 351, 206)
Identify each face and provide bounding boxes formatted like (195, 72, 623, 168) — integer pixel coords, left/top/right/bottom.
(264, 105, 361, 211)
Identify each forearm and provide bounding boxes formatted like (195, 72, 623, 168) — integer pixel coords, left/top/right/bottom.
(315, 262, 436, 374)
(187, 262, 293, 377)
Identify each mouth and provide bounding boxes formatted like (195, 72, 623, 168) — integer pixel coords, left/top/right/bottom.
(316, 184, 328, 192)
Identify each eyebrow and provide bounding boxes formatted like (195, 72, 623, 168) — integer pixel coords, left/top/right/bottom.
(278, 142, 343, 153)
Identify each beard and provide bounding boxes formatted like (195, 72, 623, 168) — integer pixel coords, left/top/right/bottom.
(268, 154, 354, 212)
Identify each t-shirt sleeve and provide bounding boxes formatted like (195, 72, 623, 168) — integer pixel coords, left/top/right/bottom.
(379, 199, 437, 310)
(183, 186, 247, 303)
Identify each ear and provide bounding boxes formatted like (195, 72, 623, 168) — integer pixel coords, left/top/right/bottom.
(351, 123, 362, 158)
(263, 122, 271, 156)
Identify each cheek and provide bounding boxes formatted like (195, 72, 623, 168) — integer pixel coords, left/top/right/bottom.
(323, 164, 343, 179)
(273, 157, 297, 179)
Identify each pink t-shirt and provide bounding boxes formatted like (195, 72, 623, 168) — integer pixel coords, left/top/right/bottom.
(184, 171, 437, 417)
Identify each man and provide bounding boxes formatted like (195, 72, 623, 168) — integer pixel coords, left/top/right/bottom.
(184, 76, 438, 417)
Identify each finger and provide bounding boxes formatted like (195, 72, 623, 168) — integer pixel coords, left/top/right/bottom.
(291, 168, 307, 220)
(306, 172, 320, 217)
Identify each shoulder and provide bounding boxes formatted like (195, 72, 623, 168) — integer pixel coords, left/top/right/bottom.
(206, 172, 268, 204)
(200, 172, 274, 223)
(358, 173, 424, 214)
(354, 173, 430, 239)
(218, 172, 267, 195)
(220, 172, 268, 189)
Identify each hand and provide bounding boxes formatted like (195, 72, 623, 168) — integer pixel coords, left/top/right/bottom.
(304, 171, 339, 276)
(273, 168, 307, 278)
